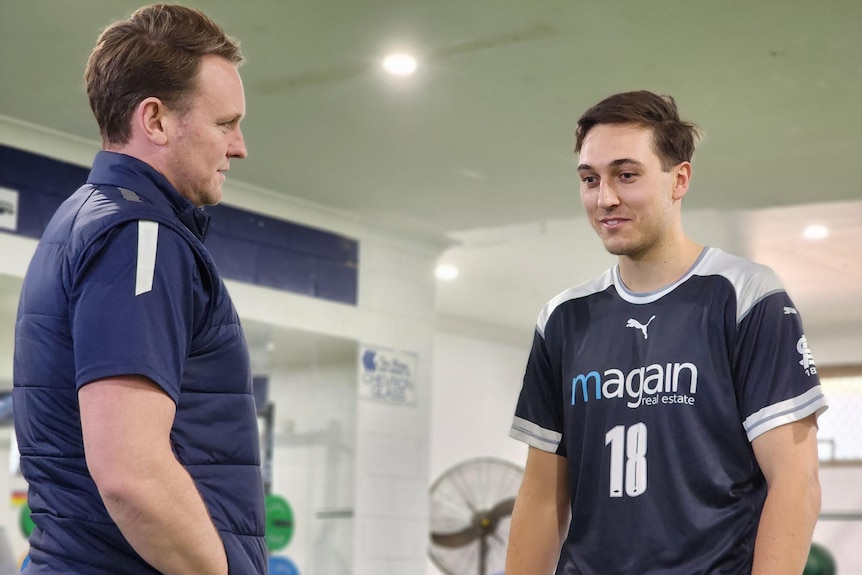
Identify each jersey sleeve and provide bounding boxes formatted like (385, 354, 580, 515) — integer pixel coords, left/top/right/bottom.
(69, 220, 197, 402)
(510, 325, 566, 456)
(733, 290, 828, 442)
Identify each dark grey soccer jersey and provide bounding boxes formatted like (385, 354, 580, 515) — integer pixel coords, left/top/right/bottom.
(510, 247, 827, 575)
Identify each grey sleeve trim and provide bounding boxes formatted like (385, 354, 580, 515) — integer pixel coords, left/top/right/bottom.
(743, 386, 829, 441)
(509, 416, 562, 453)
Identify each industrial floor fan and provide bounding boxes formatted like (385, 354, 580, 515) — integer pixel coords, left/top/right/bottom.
(428, 457, 524, 575)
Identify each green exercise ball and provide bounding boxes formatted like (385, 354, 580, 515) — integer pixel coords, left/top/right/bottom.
(803, 542, 836, 575)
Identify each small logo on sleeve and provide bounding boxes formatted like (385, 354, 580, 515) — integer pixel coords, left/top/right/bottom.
(796, 335, 817, 376)
(626, 315, 656, 340)
(784, 306, 798, 315)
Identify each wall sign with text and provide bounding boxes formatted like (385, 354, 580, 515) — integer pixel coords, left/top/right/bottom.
(358, 345, 417, 406)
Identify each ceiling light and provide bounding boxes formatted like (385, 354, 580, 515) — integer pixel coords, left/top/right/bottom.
(382, 53, 417, 76)
(802, 224, 829, 240)
(435, 264, 459, 281)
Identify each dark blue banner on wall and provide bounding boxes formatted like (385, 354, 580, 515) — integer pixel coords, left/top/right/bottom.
(0, 145, 357, 305)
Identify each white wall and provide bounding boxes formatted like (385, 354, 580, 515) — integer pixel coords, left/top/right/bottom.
(429, 331, 529, 481)
(261, 351, 358, 574)
(427, 330, 529, 575)
(350, 226, 446, 575)
(0, 241, 37, 563)
(815, 466, 862, 574)
(0, 427, 28, 565)
(806, 324, 862, 367)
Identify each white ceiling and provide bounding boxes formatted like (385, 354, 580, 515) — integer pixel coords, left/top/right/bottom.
(1, 0, 860, 354)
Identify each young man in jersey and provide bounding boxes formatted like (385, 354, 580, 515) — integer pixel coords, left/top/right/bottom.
(506, 90, 827, 574)
(13, 5, 266, 573)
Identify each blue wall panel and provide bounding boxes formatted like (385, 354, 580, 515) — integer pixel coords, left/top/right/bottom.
(318, 259, 359, 304)
(0, 145, 358, 305)
(203, 232, 259, 285)
(256, 246, 318, 295)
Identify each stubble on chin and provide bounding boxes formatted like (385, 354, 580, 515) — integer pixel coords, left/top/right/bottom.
(600, 232, 652, 259)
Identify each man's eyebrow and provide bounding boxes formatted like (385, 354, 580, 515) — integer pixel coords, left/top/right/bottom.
(577, 158, 644, 171)
(610, 158, 644, 167)
(218, 113, 243, 125)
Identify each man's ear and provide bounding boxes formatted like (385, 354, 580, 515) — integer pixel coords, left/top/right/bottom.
(671, 161, 692, 201)
(136, 97, 168, 146)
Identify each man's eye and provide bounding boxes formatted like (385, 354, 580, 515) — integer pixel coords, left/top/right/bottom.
(582, 176, 597, 185)
(620, 172, 636, 180)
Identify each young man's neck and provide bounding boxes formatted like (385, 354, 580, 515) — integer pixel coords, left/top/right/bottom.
(617, 237, 704, 293)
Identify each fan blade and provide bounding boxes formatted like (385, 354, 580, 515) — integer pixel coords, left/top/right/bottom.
(487, 497, 516, 522)
(431, 524, 483, 548)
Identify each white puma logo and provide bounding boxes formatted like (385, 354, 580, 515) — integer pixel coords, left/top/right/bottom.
(626, 315, 656, 340)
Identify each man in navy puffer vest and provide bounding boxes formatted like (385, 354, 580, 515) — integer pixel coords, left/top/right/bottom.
(13, 4, 266, 573)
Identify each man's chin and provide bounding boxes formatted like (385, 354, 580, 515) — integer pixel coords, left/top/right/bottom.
(602, 239, 643, 258)
(601, 238, 628, 256)
(201, 187, 224, 207)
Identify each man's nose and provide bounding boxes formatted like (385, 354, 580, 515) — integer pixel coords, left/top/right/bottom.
(230, 129, 248, 159)
(597, 181, 619, 209)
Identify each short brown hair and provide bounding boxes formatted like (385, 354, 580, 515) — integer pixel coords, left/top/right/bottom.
(574, 91, 702, 171)
(85, 3, 243, 146)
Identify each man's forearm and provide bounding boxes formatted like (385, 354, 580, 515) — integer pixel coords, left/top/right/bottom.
(751, 475, 820, 574)
(505, 493, 568, 574)
(101, 459, 228, 575)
